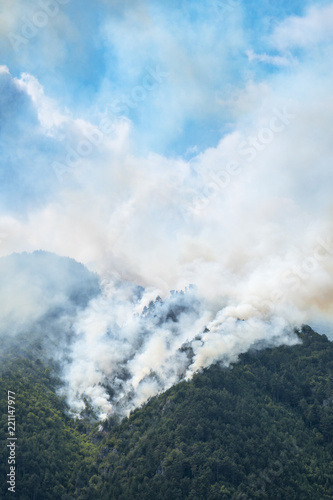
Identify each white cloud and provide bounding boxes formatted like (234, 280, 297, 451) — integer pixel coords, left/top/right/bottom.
(1, 63, 333, 329)
(246, 49, 293, 67)
(15, 72, 65, 130)
(271, 3, 333, 50)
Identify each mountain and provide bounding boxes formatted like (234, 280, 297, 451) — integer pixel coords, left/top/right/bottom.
(1, 326, 333, 499)
(0, 250, 101, 359)
(0, 250, 101, 322)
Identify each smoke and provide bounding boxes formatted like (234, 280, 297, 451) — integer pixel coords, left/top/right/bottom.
(0, 251, 100, 360)
(1, 67, 333, 418)
(62, 283, 300, 419)
(0, 247, 327, 420)
(44, 73, 333, 416)
(0, 4, 333, 417)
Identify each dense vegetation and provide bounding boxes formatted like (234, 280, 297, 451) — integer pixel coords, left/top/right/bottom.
(1, 326, 333, 499)
(0, 345, 98, 499)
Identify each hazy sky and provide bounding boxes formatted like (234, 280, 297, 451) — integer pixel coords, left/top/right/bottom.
(1, 1, 333, 415)
(1, 0, 332, 296)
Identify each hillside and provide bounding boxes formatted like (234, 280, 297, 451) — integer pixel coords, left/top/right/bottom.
(1, 326, 333, 499)
(92, 326, 333, 500)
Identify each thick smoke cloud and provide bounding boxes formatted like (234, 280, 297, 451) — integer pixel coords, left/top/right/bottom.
(63, 284, 300, 419)
(0, 248, 321, 419)
(0, 5, 333, 417)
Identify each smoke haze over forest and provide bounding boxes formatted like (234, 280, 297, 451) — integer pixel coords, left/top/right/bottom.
(1, 1, 333, 417)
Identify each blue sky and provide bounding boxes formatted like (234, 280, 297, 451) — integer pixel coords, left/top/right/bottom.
(1, 0, 326, 157)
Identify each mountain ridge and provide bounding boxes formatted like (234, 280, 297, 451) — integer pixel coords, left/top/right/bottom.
(1, 325, 333, 499)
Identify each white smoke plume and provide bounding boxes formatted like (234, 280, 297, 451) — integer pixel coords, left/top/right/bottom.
(63, 283, 300, 419)
(0, 5, 333, 418)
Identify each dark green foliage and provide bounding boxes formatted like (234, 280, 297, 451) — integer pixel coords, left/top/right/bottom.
(0, 347, 99, 500)
(94, 327, 333, 499)
(1, 326, 333, 499)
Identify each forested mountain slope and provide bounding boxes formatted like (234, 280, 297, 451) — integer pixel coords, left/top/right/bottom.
(1, 326, 333, 499)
